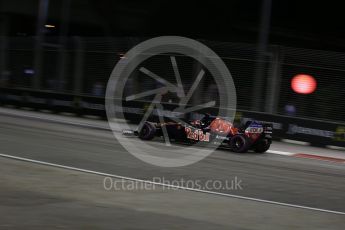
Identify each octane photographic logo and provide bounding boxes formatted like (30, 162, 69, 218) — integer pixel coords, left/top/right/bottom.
(106, 36, 236, 167)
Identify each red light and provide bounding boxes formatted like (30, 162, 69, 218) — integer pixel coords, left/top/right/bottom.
(291, 74, 317, 94)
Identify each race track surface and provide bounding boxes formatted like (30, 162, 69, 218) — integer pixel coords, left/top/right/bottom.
(0, 109, 344, 229)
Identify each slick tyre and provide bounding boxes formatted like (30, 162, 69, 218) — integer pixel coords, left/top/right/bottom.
(138, 122, 156, 140)
(230, 135, 249, 153)
(254, 139, 271, 153)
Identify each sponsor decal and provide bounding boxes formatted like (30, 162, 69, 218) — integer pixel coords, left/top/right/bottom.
(245, 127, 263, 134)
(287, 124, 334, 138)
(52, 99, 73, 107)
(80, 101, 105, 110)
(215, 135, 229, 141)
(27, 96, 46, 104)
(334, 126, 345, 142)
(244, 124, 263, 140)
(185, 127, 210, 142)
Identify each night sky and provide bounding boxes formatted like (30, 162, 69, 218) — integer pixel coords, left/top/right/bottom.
(1, 0, 345, 50)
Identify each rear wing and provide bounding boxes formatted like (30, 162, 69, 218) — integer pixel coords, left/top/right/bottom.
(261, 122, 273, 134)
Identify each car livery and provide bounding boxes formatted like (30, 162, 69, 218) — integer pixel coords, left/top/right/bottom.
(123, 114, 273, 153)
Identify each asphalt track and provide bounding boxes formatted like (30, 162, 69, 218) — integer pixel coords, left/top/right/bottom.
(0, 108, 344, 229)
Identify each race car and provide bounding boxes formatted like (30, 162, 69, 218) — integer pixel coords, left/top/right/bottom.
(123, 114, 273, 153)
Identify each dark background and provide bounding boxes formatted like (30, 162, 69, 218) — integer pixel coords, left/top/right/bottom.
(1, 0, 345, 50)
(1, 0, 345, 123)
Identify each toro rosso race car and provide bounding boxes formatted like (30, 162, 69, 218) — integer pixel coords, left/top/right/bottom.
(124, 114, 273, 153)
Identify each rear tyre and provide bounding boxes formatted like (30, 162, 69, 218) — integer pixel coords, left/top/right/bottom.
(138, 122, 156, 140)
(230, 135, 249, 153)
(254, 139, 271, 153)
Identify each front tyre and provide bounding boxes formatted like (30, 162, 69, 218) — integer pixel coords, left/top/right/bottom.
(230, 135, 249, 153)
(138, 122, 156, 140)
(254, 139, 271, 153)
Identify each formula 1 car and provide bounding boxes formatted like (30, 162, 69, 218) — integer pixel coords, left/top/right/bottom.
(123, 114, 273, 153)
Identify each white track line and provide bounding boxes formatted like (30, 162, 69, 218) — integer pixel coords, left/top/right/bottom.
(281, 139, 310, 146)
(326, 145, 345, 151)
(267, 150, 295, 156)
(0, 152, 344, 216)
(0, 108, 108, 130)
